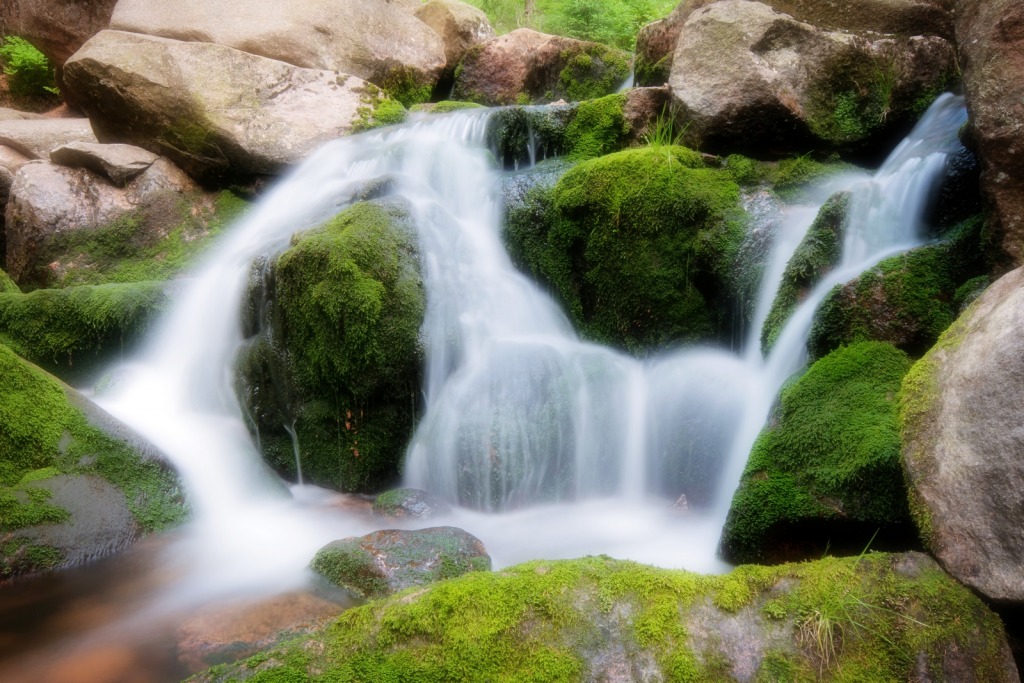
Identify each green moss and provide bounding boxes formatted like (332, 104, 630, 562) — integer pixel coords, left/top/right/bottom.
(353, 85, 410, 132)
(32, 190, 247, 289)
(411, 100, 486, 114)
(0, 343, 187, 576)
(378, 67, 433, 108)
(0, 268, 19, 294)
(563, 93, 629, 161)
(557, 45, 631, 103)
(721, 342, 914, 564)
(505, 146, 742, 354)
(486, 105, 573, 169)
(0, 281, 169, 380)
(724, 154, 763, 186)
(191, 554, 1013, 683)
(238, 201, 424, 492)
(809, 217, 987, 360)
(634, 53, 671, 89)
(761, 193, 850, 355)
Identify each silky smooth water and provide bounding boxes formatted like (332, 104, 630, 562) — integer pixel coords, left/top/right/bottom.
(0, 93, 967, 681)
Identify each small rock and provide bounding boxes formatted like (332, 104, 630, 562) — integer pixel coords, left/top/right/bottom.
(49, 141, 158, 186)
(0, 118, 97, 159)
(373, 488, 452, 520)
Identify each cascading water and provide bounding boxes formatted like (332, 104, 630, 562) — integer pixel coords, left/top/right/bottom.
(91, 94, 966, 586)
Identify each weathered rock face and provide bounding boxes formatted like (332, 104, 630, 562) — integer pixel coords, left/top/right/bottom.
(669, 0, 957, 155)
(414, 0, 495, 77)
(62, 31, 404, 184)
(108, 0, 446, 105)
(49, 141, 158, 186)
(193, 554, 1019, 683)
(0, 0, 116, 66)
(0, 108, 44, 122)
(0, 118, 96, 159)
(956, 0, 1024, 269)
(453, 29, 631, 106)
(0, 343, 187, 580)
(5, 156, 199, 288)
(311, 527, 491, 599)
(636, 0, 953, 87)
(235, 200, 424, 493)
(901, 266, 1024, 602)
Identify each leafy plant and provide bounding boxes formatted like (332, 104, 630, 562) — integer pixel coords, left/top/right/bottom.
(0, 36, 58, 98)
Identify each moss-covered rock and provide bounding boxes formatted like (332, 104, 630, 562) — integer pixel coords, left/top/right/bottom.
(410, 100, 484, 115)
(505, 145, 745, 354)
(0, 343, 188, 578)
(0, 267, 19, 294)
(190, 553, 1017, 683)
(761, 192, 850, 355)
(485, 105, 574, 169)
(311, 527, 490, 599)
(809, 217, 988, 360)
(235, 200, 424, 493)
(0, 281, 170, 384)
(721, 342, 914, 565)
(373, 488, 451, 520)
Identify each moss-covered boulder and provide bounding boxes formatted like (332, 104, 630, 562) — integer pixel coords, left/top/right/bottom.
(809, 217, 988, 360)
(761, 192, 850, 355)
(191, 553, 1018, 682)
(721, 342, 914, 565)
(235, 200, 424, 493)
(0, 281, 170, 384)
(505, 145, 745, 354)
(0, 343, 188, 579)
(311, 527, 490, 599)
(0, 268, 18, 294)
(453, 29, 630, 106)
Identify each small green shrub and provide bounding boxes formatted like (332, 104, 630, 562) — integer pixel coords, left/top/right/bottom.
(0, 36, 57, 98)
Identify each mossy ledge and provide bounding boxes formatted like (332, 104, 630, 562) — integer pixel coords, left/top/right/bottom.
(721, 342, 915, 565)
(0, 343, 188, 578)
(189, 553, 1016, 683)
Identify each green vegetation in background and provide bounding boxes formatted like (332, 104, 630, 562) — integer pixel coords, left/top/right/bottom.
(0, 343, 187, 577)
(460, 0, 676, 50)
(0, 35, 57, 99)
(721, 342, 913, 565)
(190, 554, 1013, 683)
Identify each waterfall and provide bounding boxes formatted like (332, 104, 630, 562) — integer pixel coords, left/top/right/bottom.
(95, 95, 966, 585)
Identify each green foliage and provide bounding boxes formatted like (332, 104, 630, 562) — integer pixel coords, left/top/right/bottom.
(191, 554, 1012, 683)
(0, 268, 20, 294)
(0, 343, 187, 576)
(721, 342, 914, 564)
(505, 145, 744, 354)
(556, 43, 631, 102)
(761, 193, 850, 355)
(563, 93, 628, 160)
(0, 36, 57, 98)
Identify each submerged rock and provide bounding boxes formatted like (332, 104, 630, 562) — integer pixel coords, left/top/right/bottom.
(373, 488, 452, 520)
(901, 265, 1024, 602)
(956, 0, 1024, 269)
(63, 31, 405, 184)
(192, 553, 1018, 682)
(453, 29, 630, 106)
(721, 342, 914, 565)
(108, 0, 446, 106)
(669, 0, 957, 155)
(0, 343, 187, 579)
(235, 200, 424, 492)
(311, 527, 491, 599)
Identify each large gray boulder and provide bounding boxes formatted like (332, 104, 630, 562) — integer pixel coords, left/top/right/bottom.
(0, 118, 97, 159)
(901, 266, 1024, 603)
(956, 0, 1024, 269)
(453, 29, 631, 106)
(62, 31, 404, 183)
(0, 0, 115, 66)
(668, 0, 956, 154)
(4, 156, 198, 288)
(108, 0, 446, 105)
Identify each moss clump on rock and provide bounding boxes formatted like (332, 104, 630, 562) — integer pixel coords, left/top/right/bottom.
(557, 44, 631, 103)
(563, 93, 629, 161)
(808, 217, 988, 360)
(190, 553, 1016, 683)
(0, 268, 19, 294)
(0, 343, 188, 577)
(353, 84, 410, 132)
(721, 342, 914, 565)
(235, 201, 424, 492)
(485, 105, 573, 169)
(506, 145, 744, 354)
(761, 192, 850, 355)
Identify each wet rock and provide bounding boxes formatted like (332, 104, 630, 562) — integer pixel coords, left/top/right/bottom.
(669, 0, 957, 155)
(49, 141, 158, 186)
(901, 265, 1024, 602)
(63, 31, 404, 184)
(108, 0, 445, 106)
(622, 86, 672, 143)
(310, 526, 491, 599)
(4, 156, 200, 288)
(373, 488, 452, 520)
(956, 0, 1024, 269)
(192, 553, 1018, 682)
(0, 118, 96, 159)
(453, 29, 630, 106)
